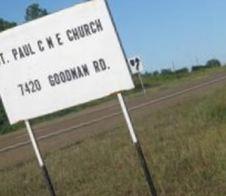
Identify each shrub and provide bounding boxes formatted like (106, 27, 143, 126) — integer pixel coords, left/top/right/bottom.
(205, 59, 221, 68)
(161, 69, 173, 75)
(175, 67, 189, 74)
(191, 65, 205, 72)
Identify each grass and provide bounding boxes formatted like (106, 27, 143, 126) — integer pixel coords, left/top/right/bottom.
(142, 66, 226, 89)
(1, 69, 226, 195)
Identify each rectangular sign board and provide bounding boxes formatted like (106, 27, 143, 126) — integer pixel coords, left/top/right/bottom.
(128, 56, 144, 74)
(0, 0, 134, 124)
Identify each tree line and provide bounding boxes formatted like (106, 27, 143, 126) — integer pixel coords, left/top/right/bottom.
(150, 58, 222, 77)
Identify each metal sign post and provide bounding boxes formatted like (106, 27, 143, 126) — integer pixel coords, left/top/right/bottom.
(25, 120, 56, 196)
(117, 93, 157, 196)
(138, 72, 146, 94)
(104, 0, 157, 194)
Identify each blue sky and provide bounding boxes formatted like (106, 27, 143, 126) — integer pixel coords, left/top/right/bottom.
(1, 0, 226, 72)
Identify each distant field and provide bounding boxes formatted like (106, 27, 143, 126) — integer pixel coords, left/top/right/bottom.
(1, 67, 226, 195)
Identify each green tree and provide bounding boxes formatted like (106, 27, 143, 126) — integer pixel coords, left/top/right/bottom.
(25, 3, 48, 22)
(161, 68, 173, 75)
(206, 59, 221, 68)
(0, 18, 17, 133)
(0, 18, 16, 32)
(0, 99, 10, 134)
(153, 70, 159, 76)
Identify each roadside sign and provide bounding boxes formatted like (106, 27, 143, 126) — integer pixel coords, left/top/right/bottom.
(0, 0, 134, 124)
(128, 56, 144, 74)
(128, 56, 146, 94)
(0, 1, 157, 195)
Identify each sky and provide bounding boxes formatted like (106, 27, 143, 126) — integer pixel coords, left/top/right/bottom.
(1, 0, 226, 72)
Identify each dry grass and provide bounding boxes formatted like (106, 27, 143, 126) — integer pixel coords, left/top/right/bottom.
(1, 76, 226, 195)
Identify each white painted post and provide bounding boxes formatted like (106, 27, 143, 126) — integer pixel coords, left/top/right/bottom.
(25, 120, 56, 196)
(117, 93, 157, 196)
(138, 72, 146, 94)
(104, 0, 157, 193)
(117, 94, 138, 143)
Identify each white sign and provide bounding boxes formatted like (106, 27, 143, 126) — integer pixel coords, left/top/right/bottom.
(128, 56, 144, 74)
(0, 0, 134, 124)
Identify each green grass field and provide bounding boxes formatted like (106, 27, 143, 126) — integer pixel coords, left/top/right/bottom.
(1, 67, 226, 195)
